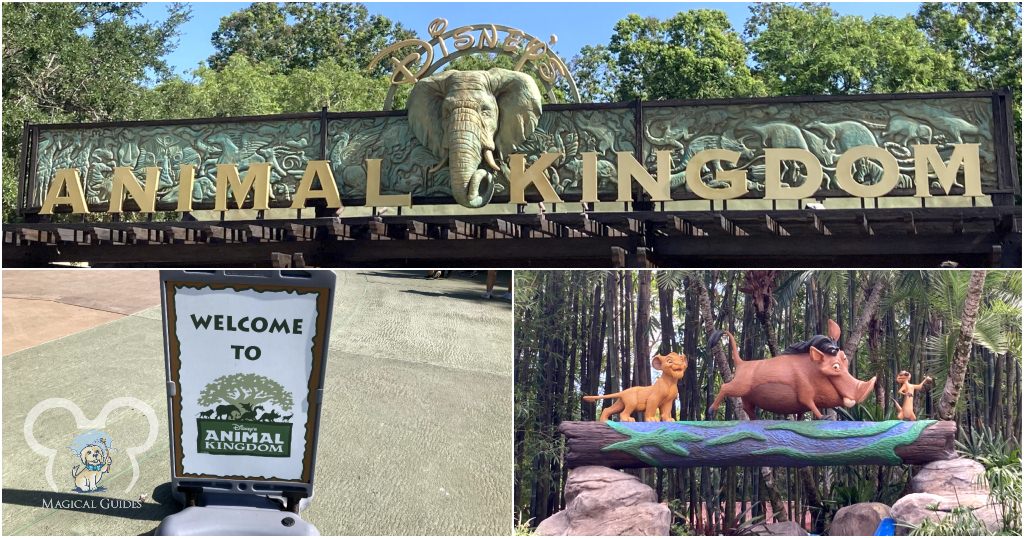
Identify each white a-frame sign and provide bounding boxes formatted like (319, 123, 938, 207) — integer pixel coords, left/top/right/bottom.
(160, 270, 335, 501)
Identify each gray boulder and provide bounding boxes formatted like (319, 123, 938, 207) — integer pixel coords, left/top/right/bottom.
(891, 493, 948, 532)
(829, 502, 891, 536)
(909, 457, 987, 496)
(890, 458, 1001, 535)
(535, 466, 671, 536)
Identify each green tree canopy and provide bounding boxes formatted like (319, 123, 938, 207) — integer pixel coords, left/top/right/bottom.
(208, 2, 413, 74)
(573, 10, 766, 102)
(198, 373, 294, 411)
(915, 3, 1022, 147)
(153, 54, 391, 118)
(744, 3, 961, 95)
(1, 2, 189, 221)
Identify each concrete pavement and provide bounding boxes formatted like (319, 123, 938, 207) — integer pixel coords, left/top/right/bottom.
(2, 270, 513, 535)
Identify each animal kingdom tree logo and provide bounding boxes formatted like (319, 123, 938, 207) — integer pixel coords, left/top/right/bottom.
(195, 373, 295, 458)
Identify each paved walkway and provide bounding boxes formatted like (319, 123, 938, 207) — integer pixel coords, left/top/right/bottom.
(2, 270, 512, 535)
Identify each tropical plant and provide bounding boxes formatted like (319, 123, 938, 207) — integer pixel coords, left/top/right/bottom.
(956, 424, 1018, 460)
(978, 456, 1022, 534)
(909, 506, 990, 536)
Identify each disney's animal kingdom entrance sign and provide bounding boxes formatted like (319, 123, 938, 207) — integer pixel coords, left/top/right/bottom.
(17, 89, 1013, 213)
(160, 270, 335, 506)
(6, 19, 1020, 267)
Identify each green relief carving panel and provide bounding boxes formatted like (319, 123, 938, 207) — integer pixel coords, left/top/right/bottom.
(29, 120, 321, 210)
(327, 116, 447, 199)
(511, 108, 636, 200)
(325, 108, 636, 202)
(642, 97, 997, 196)
(24, 95, 1000, 213)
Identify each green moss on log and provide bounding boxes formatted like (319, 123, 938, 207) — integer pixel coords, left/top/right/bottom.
(602, 422, 703, 465)
(706, 431, 768, 446)
(752, 420, 935, 464)
(677, 421, 739, 428)
(764, 420, 903, 439)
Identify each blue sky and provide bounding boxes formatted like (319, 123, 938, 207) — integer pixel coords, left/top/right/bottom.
(139, 2, 923, 77)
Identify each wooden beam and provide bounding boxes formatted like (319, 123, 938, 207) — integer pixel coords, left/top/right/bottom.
(285, 223, 317, 241)
(633, 247, 656, 268)
(270, 252, 293, 268)
(559, 420, 956, 469)
(812, 213, 832, 235)
(327, 221, 359, 241)
(764, 215, 790, 237)
(56, 227, 92, 245)
(719, 215, 749, 236)
(611, 246, 627, 268)
(860, 213, 875, 236)
(91, 226, 128, 245)
(669, 216, 708, 237)
(206, 225, 247, 243)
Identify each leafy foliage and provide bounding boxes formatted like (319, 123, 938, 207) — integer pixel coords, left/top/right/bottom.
(909, 506, 990, 536)
(574, 11, 766, 102)
(208, 2, 413, 74)
(153, 55, 391, 118)
(916, 3, 1022, 147)
(745, 4, 961, 95)
(1, 2, 189, 222)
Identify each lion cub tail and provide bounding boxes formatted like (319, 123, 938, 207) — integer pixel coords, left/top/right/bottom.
(582, 393, 619, 402)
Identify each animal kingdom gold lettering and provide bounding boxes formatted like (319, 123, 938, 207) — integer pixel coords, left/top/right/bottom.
(37, 144, 983, 214)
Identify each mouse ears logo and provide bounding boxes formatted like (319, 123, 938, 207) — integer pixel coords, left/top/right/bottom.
(23, 398, 158, 493)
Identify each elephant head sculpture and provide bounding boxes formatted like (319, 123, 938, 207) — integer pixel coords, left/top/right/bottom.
(407, 68, 543, 208)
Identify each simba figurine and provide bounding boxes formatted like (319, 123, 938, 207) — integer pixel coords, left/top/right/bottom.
(894, 370, 932, 421)
(583, 352, 687, 422)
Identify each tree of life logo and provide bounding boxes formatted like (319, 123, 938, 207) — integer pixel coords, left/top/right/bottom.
(196, 373, 295, 457)
(68, 430, 114, 493)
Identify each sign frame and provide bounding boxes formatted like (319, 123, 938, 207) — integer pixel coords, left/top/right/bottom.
(160, 270, 335, 500)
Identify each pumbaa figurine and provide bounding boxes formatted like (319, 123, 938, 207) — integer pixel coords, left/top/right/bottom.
(894, 370, 932, 421)
(583, 352, 688, 422)
(708, 320, 877, 419)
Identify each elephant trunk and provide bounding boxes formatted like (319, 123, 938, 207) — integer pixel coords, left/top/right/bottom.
(447, 108, 494, 208)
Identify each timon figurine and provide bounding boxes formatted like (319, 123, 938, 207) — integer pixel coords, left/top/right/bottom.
(583, 352, 688, 422)
(894, 370, 932, 421)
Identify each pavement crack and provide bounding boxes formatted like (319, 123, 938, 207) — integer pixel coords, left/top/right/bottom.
(1, 296, 148, 318)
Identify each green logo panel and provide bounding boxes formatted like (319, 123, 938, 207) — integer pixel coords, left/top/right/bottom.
(197, 419, 292, 458)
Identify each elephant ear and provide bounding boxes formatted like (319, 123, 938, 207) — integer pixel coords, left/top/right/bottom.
(489, 68, 543, 157)
(407, 71, 452, 158)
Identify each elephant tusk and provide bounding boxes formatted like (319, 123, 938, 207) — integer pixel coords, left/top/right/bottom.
(483, 149, 500, 172)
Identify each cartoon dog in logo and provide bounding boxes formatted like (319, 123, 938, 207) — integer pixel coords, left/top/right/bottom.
(71, 438, 111, 492)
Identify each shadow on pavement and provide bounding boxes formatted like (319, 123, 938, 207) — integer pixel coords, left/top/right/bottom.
(355, 271, 426, 280)
(358, 270, 489, 282)
(2, 484, 177, 522)
(399, 288, 512, 304)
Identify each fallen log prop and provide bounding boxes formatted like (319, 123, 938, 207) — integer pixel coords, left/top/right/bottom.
(559, 420, 956, 469)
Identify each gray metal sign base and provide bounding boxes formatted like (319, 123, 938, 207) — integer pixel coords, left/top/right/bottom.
(156, 493, 318, 536)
